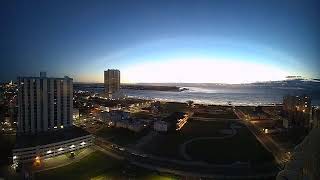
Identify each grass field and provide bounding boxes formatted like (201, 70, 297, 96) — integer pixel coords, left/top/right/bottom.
(35, 151, 178, 180)
(160, 102, 188, 113)
(193, 111, 238, 119)
(131, 111, 154, 119)
(141, 119, 274, 165)
(185, 125, 274, 164)
(0, 134, 15, 166)
(95, 127, 148, 146)
(142, 119, 231, 159)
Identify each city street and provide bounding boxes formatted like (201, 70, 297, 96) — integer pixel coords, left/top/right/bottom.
(233, 108, 290, 167)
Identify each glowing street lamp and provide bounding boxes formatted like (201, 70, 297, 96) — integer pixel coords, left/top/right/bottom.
(34, 156, 41, 165)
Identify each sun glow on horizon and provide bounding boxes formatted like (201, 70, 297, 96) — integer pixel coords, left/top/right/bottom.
(121, 58, 289, 84)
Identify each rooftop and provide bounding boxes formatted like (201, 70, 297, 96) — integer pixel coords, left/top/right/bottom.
(14, 126, 90, 149)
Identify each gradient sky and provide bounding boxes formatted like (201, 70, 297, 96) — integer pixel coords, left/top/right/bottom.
(1, 0, 319, 83)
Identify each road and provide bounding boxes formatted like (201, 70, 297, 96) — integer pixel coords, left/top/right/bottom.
(233, 108, 290, 167)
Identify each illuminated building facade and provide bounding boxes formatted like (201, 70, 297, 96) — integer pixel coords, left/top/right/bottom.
(282, 95, 311, 129)
(13, 72, 93, 166)
(17, 72, 73, 134)
(12, 127, 93, 164)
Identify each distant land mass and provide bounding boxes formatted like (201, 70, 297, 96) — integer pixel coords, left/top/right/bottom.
(73, 83, 188, 92)
(73, 79, 320, 93)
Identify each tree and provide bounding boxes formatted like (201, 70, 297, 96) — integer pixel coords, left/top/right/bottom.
(186, 100, 194, 108)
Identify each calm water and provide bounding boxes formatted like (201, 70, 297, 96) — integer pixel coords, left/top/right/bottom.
(76, 84, 320, 106)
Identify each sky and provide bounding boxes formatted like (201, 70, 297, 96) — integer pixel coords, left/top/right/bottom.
(1, 0, 319, 83)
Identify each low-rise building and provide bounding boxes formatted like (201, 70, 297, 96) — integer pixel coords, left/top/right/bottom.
(312, 107, 320, 128)
(153, 120, 168, 132)
(127, 121, 145, 132)
(100, 110, 130, 124)
(73, 108, 80, 120)
(110, 110, 130, 121)
(159, 112, 190, 132)
(12, 126, 93, 165)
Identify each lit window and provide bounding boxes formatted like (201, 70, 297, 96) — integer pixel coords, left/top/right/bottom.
(47, 150, 52, 154)
(60, 125, 64, 128)
(58, 147, 64, 151)
(13, 156, 17, 160)
(70, 145, 75, 148)
(80, 142, 86, 146)
(54, 126, 57, 129)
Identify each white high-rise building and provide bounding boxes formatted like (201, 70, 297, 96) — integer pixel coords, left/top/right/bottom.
(17, 72, 73, 134)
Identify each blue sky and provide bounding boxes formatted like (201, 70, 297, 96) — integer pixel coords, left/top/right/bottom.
(1, 0, 319, 83)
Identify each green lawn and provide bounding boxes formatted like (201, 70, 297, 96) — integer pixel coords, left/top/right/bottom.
(185, 126, 274, 164)
(0, 134, 15, 166)
(131, 111, 154, 119)
(160, 102, 188, 113)
(95, 127, 148, 146)
(142, 120, 231, 159)
(193, 111, 238, 119)
(142, 119, 274, 165)
(36, 151, 178, 180)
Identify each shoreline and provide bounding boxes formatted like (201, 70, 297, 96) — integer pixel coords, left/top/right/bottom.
(126, 96, 283, 107)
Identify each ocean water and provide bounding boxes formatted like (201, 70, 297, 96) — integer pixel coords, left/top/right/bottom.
(122, 86, 320, 106)
(76, 84, 320, 106)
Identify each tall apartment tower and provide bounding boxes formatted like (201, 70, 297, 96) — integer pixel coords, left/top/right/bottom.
(104, 69, 120, 95)
(283, 95, 311, 128)
(17, 72, 73, 134)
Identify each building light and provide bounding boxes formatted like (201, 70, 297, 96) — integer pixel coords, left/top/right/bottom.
(70, 145, 75, 148)
(47, 150, 52, 154)
(60, 125, 64, 129)
(13, 156, 17, 160)
(80, 142, 86, 146)
(58, 147, 64, 151)
(35, 156, 41, 164)
(54, 126, 57, 129)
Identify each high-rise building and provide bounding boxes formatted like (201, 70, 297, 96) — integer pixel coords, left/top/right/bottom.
(282, 95, 311, 128)
(104, 69, 120, 96)
(17, 72, 73, 134)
